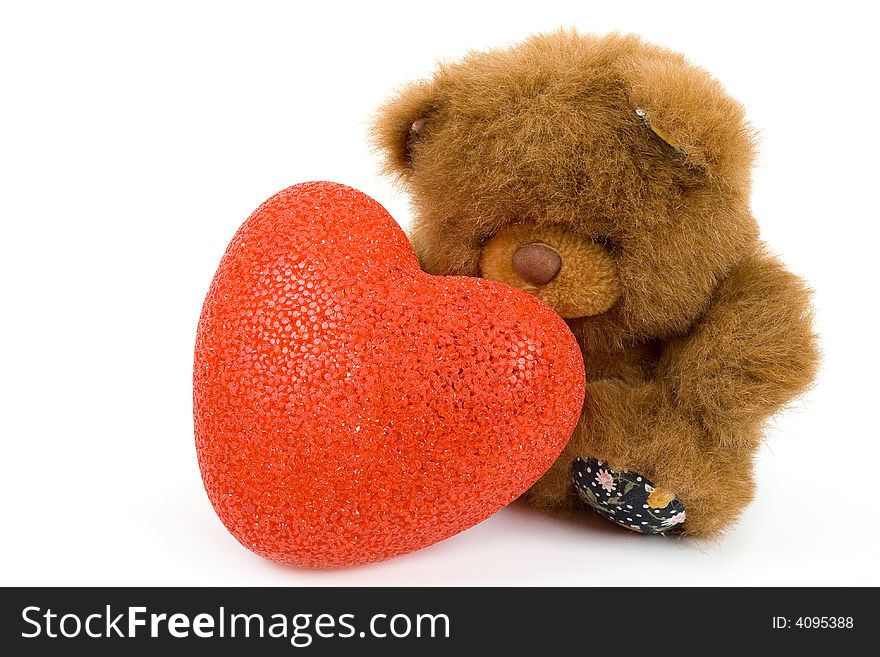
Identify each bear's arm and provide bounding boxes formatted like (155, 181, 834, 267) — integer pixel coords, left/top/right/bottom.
(656, 249, 819, 445)
(528, 251, 818, 528)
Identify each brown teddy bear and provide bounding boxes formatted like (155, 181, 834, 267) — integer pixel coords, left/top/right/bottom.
(372, 30, 818, 537)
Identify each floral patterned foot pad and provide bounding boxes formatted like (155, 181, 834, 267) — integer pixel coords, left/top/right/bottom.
(571, 457, 686, 534)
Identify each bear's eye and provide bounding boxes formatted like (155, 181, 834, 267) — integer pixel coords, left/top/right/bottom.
(592, 234, 615, 250)
(477, 230, 495, 247)
(404, 117, 428, 165)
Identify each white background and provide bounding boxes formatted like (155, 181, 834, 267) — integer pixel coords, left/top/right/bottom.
(1, 0, 878, 586)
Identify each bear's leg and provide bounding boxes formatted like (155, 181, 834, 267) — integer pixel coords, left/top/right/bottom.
(526, 381, 757, 537)
(530, 443, 753, 537)
(570, 457, 685, 534)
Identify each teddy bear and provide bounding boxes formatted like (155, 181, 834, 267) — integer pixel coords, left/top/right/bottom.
(372, 30, 818, 537)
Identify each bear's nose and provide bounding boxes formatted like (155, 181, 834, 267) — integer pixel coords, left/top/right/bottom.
(512, 242, 562, 286)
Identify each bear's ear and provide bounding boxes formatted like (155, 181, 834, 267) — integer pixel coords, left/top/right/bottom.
(624, 54, 757, 181)
(634, 108, 690, 159)
(371, 80, 437, 181)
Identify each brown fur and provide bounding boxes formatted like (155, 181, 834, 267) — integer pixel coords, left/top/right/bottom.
(372, 30, 818, 537)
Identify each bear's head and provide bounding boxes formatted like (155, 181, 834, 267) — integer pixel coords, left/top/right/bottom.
(373, 31, 759, 351)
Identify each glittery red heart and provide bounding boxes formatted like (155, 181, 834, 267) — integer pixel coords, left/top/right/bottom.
(194, 182, 585, 567)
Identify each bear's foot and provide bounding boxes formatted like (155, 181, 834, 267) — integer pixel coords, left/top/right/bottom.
(571, 457, 686, 534)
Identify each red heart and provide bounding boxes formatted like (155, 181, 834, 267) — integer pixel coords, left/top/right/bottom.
(194, 182, 584, 567)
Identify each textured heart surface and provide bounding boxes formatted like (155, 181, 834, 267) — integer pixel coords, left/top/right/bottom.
(194, 182, 585, 567)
